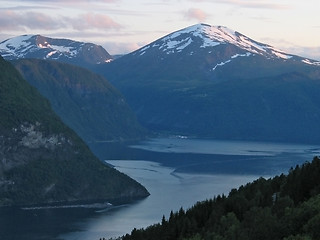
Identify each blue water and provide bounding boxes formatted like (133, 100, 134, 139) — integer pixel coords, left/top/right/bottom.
(1, 138, 319, 240)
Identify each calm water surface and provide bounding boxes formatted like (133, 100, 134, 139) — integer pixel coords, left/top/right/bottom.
(1, 138, 319, 240)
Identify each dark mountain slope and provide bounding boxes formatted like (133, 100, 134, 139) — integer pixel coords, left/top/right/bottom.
(0, 56, 149, 206)
(97, 23, 320, 143)
(13, 59, 147, 148)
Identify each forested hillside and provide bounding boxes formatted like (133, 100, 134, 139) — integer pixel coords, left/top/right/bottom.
(120, 157, 320, 240)
(0, 56, 149, 206)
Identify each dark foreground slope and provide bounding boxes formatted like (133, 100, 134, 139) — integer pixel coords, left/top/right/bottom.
(0, 56, 149, 206)
(120, 157, 320, 240)
(13, 59, 147, 147)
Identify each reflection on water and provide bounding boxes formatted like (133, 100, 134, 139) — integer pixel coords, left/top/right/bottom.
(129, 138, 320, 176)
(131, 137, 320, 156)
(1, 138, 319, 240)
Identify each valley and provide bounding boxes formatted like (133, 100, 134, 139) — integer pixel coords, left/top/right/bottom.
(1, 22, 320, 240)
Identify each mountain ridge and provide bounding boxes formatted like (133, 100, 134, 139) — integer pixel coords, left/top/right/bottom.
(0, 34, 112, 68)
(1, 24, 319, 66)
(2, 24, 320, 143)
(97, 23, 320, 144)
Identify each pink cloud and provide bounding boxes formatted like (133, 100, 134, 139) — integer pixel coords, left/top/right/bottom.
(70, 12, 122, 30)
(0, 10, 121, 32)
(185, 8, 208, 22)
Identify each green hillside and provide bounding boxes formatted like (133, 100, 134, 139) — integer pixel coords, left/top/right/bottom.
(120, 157, 320, 240)
(0, 56, 149, 206)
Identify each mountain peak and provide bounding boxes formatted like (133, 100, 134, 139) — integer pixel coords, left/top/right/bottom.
(136, 23, 296, 61)
(0, 34, 112, 66)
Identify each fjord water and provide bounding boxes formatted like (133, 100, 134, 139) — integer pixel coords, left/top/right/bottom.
(1, 138, 319, 240)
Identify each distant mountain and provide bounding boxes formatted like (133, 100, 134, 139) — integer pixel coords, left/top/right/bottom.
(0, 56, 149, 206)
(98, 23, 320, 143)
(0, 34, 112, 68)
(13, 59, 147, 149)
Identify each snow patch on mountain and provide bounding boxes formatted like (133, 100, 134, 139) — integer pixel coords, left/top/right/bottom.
(302, 59, 320, 66)
(158, 37, 193, 53)
(200, 26, 237, 48)
(212, 52, 252, 71)
(47, 51, 57, 58)
(177, 38, 193, 51)
(231, 52, 252, 58)
(46, 45, 79, 58)
(212, 60, 231, 71)
(197, 24, 293, 60)
(0, 35, 35, 58)
(1, 35, 33, 50)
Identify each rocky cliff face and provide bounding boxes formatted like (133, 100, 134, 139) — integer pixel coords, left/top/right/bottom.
(0, 122, 68, 172)
(0, 121, 75, 199)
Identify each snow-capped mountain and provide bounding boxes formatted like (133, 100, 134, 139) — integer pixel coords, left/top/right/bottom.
(138, 24, 289, 58)
(0, 34, 112, 67)
(99, 23, 320, 88)
(98, 23, 320, 143)
(134, 23, 319, 66)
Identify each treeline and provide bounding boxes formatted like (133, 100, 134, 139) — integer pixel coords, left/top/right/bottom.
(120, 157, 320, 240)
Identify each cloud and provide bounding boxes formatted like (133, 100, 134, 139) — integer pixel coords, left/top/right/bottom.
(102, 41, 143, 55)
(188, 0, 290, 10)
(230, 0, 290, 10)
(185, 8, 208, 22)
(0, 10, 121, 32)
(0, 10, 64, 31)
(9, 0, 119, 2)
(284, 46, 320, 61)
(67, 12, 122, 30)
(260, 37, 320, 61)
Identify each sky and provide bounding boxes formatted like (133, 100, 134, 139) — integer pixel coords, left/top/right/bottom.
(0, 0, 319, 60)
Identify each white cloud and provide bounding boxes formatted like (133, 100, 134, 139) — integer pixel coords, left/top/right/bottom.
(284, 46, 320, 61)
(188, 0, 290, 10)
(102, 41, 143, 55)
(8, 0, 119, 2)
(67, 12, 122, 30)
(0, 10, 64, 31)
